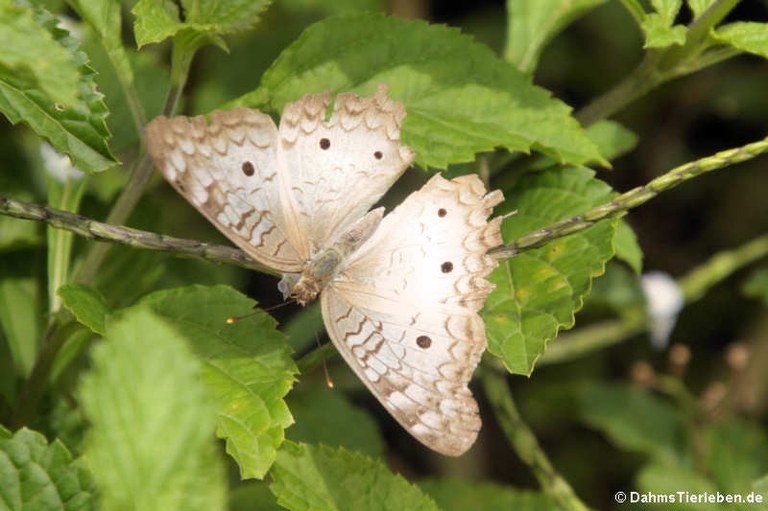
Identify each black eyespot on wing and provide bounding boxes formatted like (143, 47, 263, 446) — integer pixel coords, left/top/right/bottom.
(437, 208, 447, 217)
(242, 161, 255, 176)
(374, 151, 383, 160)
(441, 261, 453, 273)
(416, 335, 432, 349)
(319, 138, 331, 150)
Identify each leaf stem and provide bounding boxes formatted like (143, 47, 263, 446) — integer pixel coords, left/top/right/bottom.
(481, 369, 590, 511)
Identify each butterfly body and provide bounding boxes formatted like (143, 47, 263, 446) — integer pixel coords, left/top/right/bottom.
(145, 85, 503, 456)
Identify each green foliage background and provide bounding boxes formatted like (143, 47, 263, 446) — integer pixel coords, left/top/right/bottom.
(1, 0, 768, 510)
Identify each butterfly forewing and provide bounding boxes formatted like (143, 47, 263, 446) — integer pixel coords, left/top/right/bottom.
(145, 108, 304, 272)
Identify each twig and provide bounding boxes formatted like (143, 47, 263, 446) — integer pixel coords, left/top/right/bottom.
(481, 369, 590, 511)
(491, 136, 768, 260)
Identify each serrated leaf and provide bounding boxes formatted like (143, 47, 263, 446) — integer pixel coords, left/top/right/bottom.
(0, 428, 94, 511)
(743, 269, 768, 305)
(505, 0, 608, 74)
(269, 441, 438, 511)
(139, 285, 298, 479)
(0, 1, 79, 105)
(0, 3, 115, 173)
(133, 0, 273, 47)
(57, 284, 108, 335)
(688, 0, 715, 19)
(577, 384, 685, 464)
(67, 0, 136, 93)
(484, 167, 616, 375)
(641, 13, 687, 48)
(419, 478, 555, 511)
(240, 13, 604, 169)
(286, 388, 384, 458)
(79, 306, 226, 510)
(615, 220, 643, 273)
(585, 120, 638, 161)
(714, 23, 768, 60)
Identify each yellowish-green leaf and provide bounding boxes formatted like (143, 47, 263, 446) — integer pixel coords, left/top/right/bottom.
(140, 285, 298, 479)
(485, 167, 616, 375)
(270, 442, 438, 511)
(239, 13, 605, 169)
(714, 22, 768, 60)
(79, 306, 226, 510)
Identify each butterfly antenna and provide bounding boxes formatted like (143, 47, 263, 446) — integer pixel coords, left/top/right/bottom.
(315, 331, 335, 389)
(226, 300, 295, 324)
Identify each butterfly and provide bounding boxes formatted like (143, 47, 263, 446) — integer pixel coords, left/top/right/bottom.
(144, 85, 503, 456)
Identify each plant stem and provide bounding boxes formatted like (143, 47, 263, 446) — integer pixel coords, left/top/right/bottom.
(491, 136, 768, 260)
(11, 316, 79, 428)
(0, 196, 277, 276)
(481, 369, 590, 511)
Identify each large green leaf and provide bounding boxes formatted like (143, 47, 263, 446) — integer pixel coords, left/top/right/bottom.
(706, 419, 768, 494)
(576, 384, 686, 464)
(505, 0, 608, 73)
(484, 167, 617, 375)
(133, 0, 273, 48)
(635, 462, 718, 511)
(714, 22, 768, 60)
(140, 285, 298, 479)
(420, 479, 555, 511)
(238, 13, 604, 169)
(79, 306, 226, 510)
(0, 2, 115, 173)
(269, 441, 438, 511)
(0, 428, 94, 511)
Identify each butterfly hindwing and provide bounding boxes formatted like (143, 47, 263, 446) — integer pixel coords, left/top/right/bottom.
(321, 174, 503, 456)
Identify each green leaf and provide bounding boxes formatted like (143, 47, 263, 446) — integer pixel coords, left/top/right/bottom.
(585, 120, 638, 162)
(0, 254, 42, 377)
(687, 0, 716, 19)
(79, 306, 226, 510)
(58, 284, 108, 335)
(269, 441, 438, 511)
(0, 427, 94, 511)
(67, 0, 136, 93)
(240, 13, 604, 169)
(641, 7, 687, 48)
(706, 419, 768, 494)
(505, 0, 608, 74)
(635, 461, 718, 511)
(615, 220, 643, 273)
(420, 478, 555, 511)
(140, 285, 298, 479)
(484, 167, 616, 375)
(743, 269, 768, 305)
(286, 388, 384, 458)
(230, 482, 283, 511)
(0, 3, 115, 173)
(0, 1, 79, 105)
(577, 384, 685, 464)
(133, 0, 273, 48)
(280, 0, 381, 15)
(714, 22, 768, 60)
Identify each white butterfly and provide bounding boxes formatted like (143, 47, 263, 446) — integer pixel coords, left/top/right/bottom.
(144, 85, 503, 456)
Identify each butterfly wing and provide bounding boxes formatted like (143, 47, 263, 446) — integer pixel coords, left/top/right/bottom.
(320, 174, 503, 456)
(145, 108, 303, 272)
(277, 84, 415, 257)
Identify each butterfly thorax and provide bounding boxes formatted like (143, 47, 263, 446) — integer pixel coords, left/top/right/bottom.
(277, 207, 385, 306)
